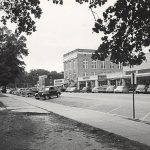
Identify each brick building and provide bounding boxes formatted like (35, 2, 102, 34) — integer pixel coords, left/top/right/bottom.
(63, 49, 123, 89)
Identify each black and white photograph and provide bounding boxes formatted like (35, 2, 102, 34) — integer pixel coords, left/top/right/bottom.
(0, 0, 150, 149)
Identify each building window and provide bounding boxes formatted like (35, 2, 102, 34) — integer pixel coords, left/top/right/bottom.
(67, 62, 69, 71)
(83, 59, 88, 69)
(118, 62, 122, 69)
(92, 60, 97, 69)
(69, 61, 72, 70)
(110, 62, 114, 69)
(73, 60, 76, 70)
(101, 61, 105, 69)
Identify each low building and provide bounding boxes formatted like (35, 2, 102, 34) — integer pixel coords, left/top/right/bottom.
(123, 53, 150, 86)
(54, 79, 64, 87)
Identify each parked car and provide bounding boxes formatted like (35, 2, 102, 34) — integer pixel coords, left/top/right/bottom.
(81, 86, 91, 93)
(65, 87, 71, 92)
(22, 88, 38, 97)
(35, 86, 61, 100)
(16, 88, 24, 96)
(98, 85, 108, 93)
(114, 86, 129, 93)
(147, 85, 150, 94)
(69, 87, 79, 92)
(92, 86, 100, 93)
(106, 85, 115, 93)
(135, 85, 147, 94)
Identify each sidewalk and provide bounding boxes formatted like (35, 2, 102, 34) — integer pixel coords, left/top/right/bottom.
(2, 95, 150, 147)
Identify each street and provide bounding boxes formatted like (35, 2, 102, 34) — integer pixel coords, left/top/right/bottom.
(0, 93, 150, 150)
(51, 92, 150, 122)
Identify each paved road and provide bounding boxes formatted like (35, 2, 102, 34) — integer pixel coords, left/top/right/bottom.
(4, 92, 150, 122)
(49, 92, 150, 122)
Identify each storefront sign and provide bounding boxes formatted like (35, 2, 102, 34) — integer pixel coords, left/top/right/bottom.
(83, 76, 90, 80)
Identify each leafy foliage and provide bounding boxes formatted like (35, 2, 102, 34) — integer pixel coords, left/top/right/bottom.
(1, 0, 149, 66)
(0, 26, 28, 86)
(0, 0, 107, 35)
(0, 0, 42, 35)
(92, 0, 150, 66)
(26, 69, 64, 87)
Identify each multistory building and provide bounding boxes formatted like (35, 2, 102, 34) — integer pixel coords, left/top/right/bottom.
(63, 49, 123, 89)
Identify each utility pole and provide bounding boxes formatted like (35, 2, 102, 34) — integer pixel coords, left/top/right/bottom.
(131, 72, 136, 119)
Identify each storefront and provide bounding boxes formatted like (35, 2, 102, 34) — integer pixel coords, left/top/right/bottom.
(78, 76, 98, 90)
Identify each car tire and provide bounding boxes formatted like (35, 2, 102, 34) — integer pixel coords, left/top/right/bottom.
(45, 95, 49, 100)
(57, 93, 60, 98)
(35, 94, 40, 100)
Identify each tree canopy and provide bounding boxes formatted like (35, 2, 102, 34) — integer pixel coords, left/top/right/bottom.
(0, 26, 28, 86)
(25, 69, 64, 87)
(1, 0, 150, 66)
(0, 0, 42, 35)
(92, 0, 150, 66)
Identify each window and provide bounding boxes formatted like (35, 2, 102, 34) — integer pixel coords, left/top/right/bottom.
(110, 62, 114, 69)
(83, 59, 88, 69)
(73, 60, 76, 70)
(101, 61, 105, 69)
(92, 60, 97, 69)
(118, 62, 122, 69)
(69, 61, 72, 70)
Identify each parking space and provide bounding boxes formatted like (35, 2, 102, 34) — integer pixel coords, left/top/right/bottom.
(5, 92, 150, 123)
(60, 92, 150, 122)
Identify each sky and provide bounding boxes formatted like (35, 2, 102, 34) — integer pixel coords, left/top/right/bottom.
(22, 0, 115, 73)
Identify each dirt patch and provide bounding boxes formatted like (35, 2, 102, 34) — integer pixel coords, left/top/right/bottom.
(0, 110, 149, 150)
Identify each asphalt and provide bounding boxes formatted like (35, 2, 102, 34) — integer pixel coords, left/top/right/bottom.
(1, 94, 150, 147)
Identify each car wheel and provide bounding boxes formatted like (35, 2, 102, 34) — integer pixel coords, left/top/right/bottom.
(57, 93, 60, 98)
(35, 94, 40, 100)
(45, 95, 49, 100)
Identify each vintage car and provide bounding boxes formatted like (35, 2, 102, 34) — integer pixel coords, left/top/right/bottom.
(114, 86, 129, 93)
(106, 85, 115, 93)
(35, 86, 61, 100)
(92, 85, 107, 93)
(135, 85, 147, 94)
(147, 85, 150, 94)
(22, 87, 38, 97)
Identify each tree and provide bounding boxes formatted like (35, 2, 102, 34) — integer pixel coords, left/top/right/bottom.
(26, 69, 64, 87)
(91, 0, 150, 66)
(0, 26, 28, 88)
(27, 69, 51, 86)
(0, 0, 42, 35)
(1, 0, 150, 65)
(0, 0, 106, 35)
